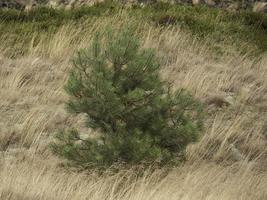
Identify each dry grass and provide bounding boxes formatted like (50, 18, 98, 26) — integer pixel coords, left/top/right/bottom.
(0, 14, 266, 199)
(1, 158, 266, 200)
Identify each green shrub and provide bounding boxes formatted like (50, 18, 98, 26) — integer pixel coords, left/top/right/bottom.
(51, 27, 203, 169)
(156, 14, 177, 26)
(0, 1, 118, 23)
(138, 3, 267, 54)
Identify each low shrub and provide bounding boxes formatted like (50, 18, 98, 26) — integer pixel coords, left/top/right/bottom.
(51, 27, 203, 169)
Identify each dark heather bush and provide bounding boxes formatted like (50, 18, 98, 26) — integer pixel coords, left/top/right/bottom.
(51, 27, 203, 169)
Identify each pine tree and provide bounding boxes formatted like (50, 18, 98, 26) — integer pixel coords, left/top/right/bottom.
(51, 27, 203, 168)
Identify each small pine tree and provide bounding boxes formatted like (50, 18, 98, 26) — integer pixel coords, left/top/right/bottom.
(51, 27, 203, 168)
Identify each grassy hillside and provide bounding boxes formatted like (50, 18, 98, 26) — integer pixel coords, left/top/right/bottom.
(0, 3, 267, 200)
(0, 2, 267, 56)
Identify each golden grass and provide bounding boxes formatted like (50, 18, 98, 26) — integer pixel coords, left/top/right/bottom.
(0, 14, 266, 199)
(1, 159, 266, 200)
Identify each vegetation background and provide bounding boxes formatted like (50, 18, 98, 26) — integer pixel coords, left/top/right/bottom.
(0, 1, 266, 199)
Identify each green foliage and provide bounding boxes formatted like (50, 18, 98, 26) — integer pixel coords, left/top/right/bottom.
(0, 2, 266, 56)
(51, 27, 203, 168)
(0, 1, 118, 22)
(139, 3, 267, 54)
